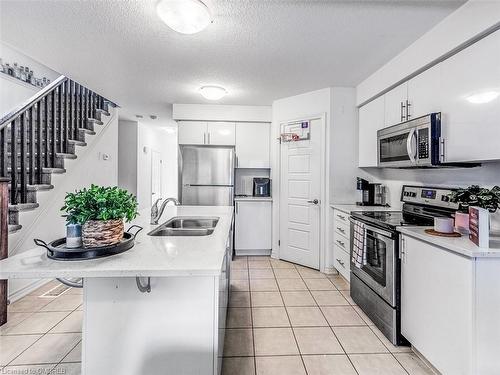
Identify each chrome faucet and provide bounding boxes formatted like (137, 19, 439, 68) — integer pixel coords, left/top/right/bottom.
(150, 197, 180, 225)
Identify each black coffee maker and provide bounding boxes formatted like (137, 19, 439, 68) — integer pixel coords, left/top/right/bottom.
(253, 178, 271, 197)
(356, 177, 377, 206)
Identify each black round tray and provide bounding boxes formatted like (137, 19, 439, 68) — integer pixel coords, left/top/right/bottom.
(34, 225, 143, 261)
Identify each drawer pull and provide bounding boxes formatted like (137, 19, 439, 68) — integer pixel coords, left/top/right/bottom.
(337, 214, 346, 221)
(336, 258, 345, 267)
(337, 227, 346, 234)
(336, 239, 345, 247)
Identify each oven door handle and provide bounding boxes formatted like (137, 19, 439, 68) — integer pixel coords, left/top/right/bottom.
(349, 218, 394, 239)
(406, 128, 417, 164)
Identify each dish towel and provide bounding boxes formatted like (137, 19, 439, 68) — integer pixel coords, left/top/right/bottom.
(351, 221, 366, 269)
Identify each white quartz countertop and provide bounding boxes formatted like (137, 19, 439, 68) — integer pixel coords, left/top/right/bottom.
(330, 204, 396, 214)
(397, 226, 500, 258)
(0, 206, 234, 279)
(235, 196, 272, 202)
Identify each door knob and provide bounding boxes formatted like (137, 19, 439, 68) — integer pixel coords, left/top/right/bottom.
(307, 199, 319, 205)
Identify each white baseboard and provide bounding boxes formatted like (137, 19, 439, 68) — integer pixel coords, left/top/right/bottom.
(235, 249, 272, 256)
(8, 278, 52, 304)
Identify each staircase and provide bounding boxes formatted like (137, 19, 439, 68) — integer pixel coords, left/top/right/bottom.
(0, 75, 116, 235)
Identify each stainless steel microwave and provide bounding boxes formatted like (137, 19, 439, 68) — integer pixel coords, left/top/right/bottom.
(377, 113, 443, 168)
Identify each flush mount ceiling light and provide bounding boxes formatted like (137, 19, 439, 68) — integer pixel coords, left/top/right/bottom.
(199, 85, 227, 100)
(156, 0, 211, 34)
(465, 91, 500, 104)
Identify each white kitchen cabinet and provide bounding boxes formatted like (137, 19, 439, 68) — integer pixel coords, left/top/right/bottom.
(207, 122, 236, 146)
(439, 30, 500, 162)
(358, 96, 384, 167)
(384, 82, 408, 127)
(235, 122, 270, 168)
(401, 235, 473, 375)
(332, 209, 351, 280)
(178, 121, 208, 145)
(407, 64, 442, 119)
(178, 121, 236, 146)
(235, 201, 272, 254)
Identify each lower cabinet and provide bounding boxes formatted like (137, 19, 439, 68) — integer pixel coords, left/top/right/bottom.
(332, 209, 351, 280)
(235, 201, 272, 255)
(401, 234, 500, 375)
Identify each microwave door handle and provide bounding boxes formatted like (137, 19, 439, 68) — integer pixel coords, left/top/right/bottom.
(406, 128, 417, 164)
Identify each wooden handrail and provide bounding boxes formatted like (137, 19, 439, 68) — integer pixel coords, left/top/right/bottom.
(0, 75, 67, 131)
(0, 178, 9, 326)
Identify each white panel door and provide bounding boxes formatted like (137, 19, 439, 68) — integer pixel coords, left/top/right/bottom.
(235, 201, 272, 250)
(358, 96, 385, 167)
(178, 121, 207, 145)
(384, 82, 408, 127)
(235, 122, 270, 168)
(207, 122, 236, 145)
(439, 30, 500, 162)
(279, 119, 321, 269)
(401, 235, 473, 375)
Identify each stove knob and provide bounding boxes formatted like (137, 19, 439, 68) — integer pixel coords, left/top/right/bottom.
(442, 196, 450, 202)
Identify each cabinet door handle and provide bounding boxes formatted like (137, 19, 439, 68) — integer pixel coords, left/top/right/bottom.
(203, 133, 206, 144)
(336, 258, 345, 267)
(236, 155, 239, 168)
(406, 100, 411, 120)
(235, 202, 238, 214)
(400, 101, 406, 122)
(336, 239, 345, 247)
(208, 132, 211, 144)
(337, 227, 345, 234)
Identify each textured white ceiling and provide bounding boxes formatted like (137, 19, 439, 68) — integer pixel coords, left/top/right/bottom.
(0, 0, 464, 121)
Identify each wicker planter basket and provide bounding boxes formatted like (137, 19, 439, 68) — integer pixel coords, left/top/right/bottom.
(82, 219, 124, 248)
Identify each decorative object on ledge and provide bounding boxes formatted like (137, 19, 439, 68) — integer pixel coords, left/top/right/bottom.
(34, 225, 143, 261)
(0, 58, 51, 88)
(61, 185, 139, 248)
(450, 185, 500, 237)
(66, 223, 82, 248)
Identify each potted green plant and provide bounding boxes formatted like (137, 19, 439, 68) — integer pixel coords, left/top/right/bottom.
(450, 185, 500, 235)
(62, 185, 139, 248)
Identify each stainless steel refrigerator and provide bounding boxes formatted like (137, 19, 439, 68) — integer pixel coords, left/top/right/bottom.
(179, 146, 235, 206)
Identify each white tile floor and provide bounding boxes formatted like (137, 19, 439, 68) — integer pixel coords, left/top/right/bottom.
(0, 256, 435, 375)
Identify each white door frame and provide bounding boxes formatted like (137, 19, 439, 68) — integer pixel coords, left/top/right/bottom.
(271, 113, 330, 272)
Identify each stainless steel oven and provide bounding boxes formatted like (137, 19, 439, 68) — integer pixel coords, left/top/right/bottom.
(377, 113, 443, 168)
(349, 218, 396, 306)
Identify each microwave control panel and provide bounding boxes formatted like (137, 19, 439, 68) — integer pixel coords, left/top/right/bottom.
(418, 129, 429, 159)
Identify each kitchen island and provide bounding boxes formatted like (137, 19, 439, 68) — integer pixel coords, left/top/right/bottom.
(0, 205, 234, 375)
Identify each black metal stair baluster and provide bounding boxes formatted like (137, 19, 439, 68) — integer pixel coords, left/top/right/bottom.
(19, 112, 27, 203)
(37, 100, 43, 184)
(79, 84, 84, 130)
(29, 107, 35, 185)
(0, 126, 6, 178)
(44, 96, 49, 168)
(68, 81, 73, 142)
(51, 90, 56, 167)
(92, 92, 96, 119)
(58, 86, 63, 154)
(83, 87, 88, 129)
(64, 80, 69, 153)
(10, 118, 17, 205)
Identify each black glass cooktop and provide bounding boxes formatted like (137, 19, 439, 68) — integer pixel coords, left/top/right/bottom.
(351, 210, 432, 230)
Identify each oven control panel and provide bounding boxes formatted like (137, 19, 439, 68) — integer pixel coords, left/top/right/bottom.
(401, 185, 459, 210)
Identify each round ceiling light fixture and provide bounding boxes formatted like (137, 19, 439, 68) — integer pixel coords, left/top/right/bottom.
(199, 85, 227, 100)
(156, 0, 211, 34)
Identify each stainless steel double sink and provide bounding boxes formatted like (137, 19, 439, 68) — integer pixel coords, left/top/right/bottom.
(148, 217, 219, 237)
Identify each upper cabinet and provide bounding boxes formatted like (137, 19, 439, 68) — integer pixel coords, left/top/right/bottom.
(235, 122, 270, 168)
(358, 96, 384, 167)
(384, 83, 408, 127)
(207, 122, 236, 145)
(178, 121, 235, 146)
(178, 121, 207, 145)
(439, 30, 500, 163)
(407, 64, 442, 119)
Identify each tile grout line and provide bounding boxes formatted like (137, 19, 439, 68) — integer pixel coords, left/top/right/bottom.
(245, 257, 257, 375)
(3, 287, 82, 368)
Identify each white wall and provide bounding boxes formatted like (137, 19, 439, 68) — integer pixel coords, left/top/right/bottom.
(8, 108, 119, 298)
(357, 0, 500, 104)
(118, 120, 138, 197)
(173, 103, 272, 122)
(0, 42, 59, 116)
(136, 122, 178, 210)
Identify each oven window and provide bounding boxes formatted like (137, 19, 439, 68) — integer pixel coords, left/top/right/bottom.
(362, 230, 387, 286)
(379, 133, 410, 163)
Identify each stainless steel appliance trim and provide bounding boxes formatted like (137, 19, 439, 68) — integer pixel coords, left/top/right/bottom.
(348, 218, 393, 239)
(406, 127, 417, 164)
